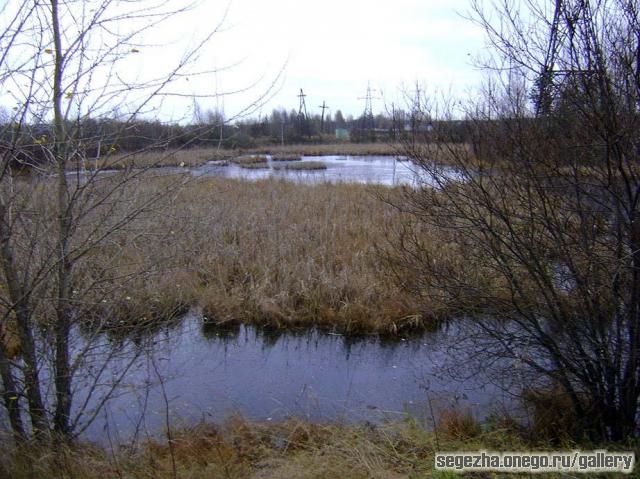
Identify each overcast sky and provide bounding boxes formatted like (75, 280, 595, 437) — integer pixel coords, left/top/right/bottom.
(1, 0, 488, 123)
(156, 0, 487, 121)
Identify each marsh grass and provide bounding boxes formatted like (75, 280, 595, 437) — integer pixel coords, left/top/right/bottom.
(238, 162, 270, 169)
(5, 171, 474, 338)
(435, 409, 482, 441)
(180, 178, 432, 334)
(70, 175, 443, 336)
(271, 153, 302, 161)
(231, 155, 267, 166)
(273, 161, 327, 171)
(1, 415, 542, 479)
(81, 148, 235, 170)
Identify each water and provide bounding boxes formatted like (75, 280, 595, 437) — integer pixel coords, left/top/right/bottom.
(64, 155, 462, 187)
(190, 155, 460, 186)
(79, 313, 510, 444)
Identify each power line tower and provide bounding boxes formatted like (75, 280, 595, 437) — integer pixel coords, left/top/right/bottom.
(389, 101, 399, 140)
(410, 82, 422, 132)
(318, 100, 329, 133)
(358, 82, 377, 130)
(534, 0, 593, 116)
(536, 0, 563, 116)
(297, 88, 310, 137)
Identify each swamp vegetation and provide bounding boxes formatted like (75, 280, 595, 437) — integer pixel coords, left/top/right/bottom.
(1, 0, 640, 476)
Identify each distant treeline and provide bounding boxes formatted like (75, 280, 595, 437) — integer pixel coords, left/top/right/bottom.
(0, 108, 482, 167)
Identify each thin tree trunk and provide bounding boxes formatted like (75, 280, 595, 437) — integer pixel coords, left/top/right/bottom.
(14, 305, 49, 438)
(0, 342, 25, 441)
(0, 206, 49, 438)
(51, 0, 73, 438)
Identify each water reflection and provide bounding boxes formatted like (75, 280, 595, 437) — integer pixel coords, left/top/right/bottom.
(81, 312, 508, 443)
(191, 155, 461, 187)
(63, 155, 462, 188)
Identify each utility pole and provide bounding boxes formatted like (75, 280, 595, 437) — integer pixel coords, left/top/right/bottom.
(297, 88, 309, 137)
(411, 82, 421, 133)
(281, 118, 285, 145)
(390, 102, 397, 140)
(319, 100, 329, 134)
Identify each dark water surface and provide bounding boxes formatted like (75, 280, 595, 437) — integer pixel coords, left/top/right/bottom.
(81, 313, 510, 444)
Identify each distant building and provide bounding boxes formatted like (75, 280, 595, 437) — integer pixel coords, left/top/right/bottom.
(403, 120, 434, 132)
(335, 128, 350, 140)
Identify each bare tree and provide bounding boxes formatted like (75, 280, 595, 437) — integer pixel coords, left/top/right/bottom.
(0, 0, 267, 442)
(387, 0, 640, 441)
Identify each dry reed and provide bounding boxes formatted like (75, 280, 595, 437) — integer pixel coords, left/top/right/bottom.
(1, 415, 533, 479)
(273, 161, 327, 171)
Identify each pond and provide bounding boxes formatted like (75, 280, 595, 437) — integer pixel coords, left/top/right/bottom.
(190, 155, 461, 186)
(65, 154, 462, 188)
(78, 313, 511, 444)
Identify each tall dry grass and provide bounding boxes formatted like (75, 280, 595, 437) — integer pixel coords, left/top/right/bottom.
(101, 176, 433, 335)
(78, 147, 235, 170)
